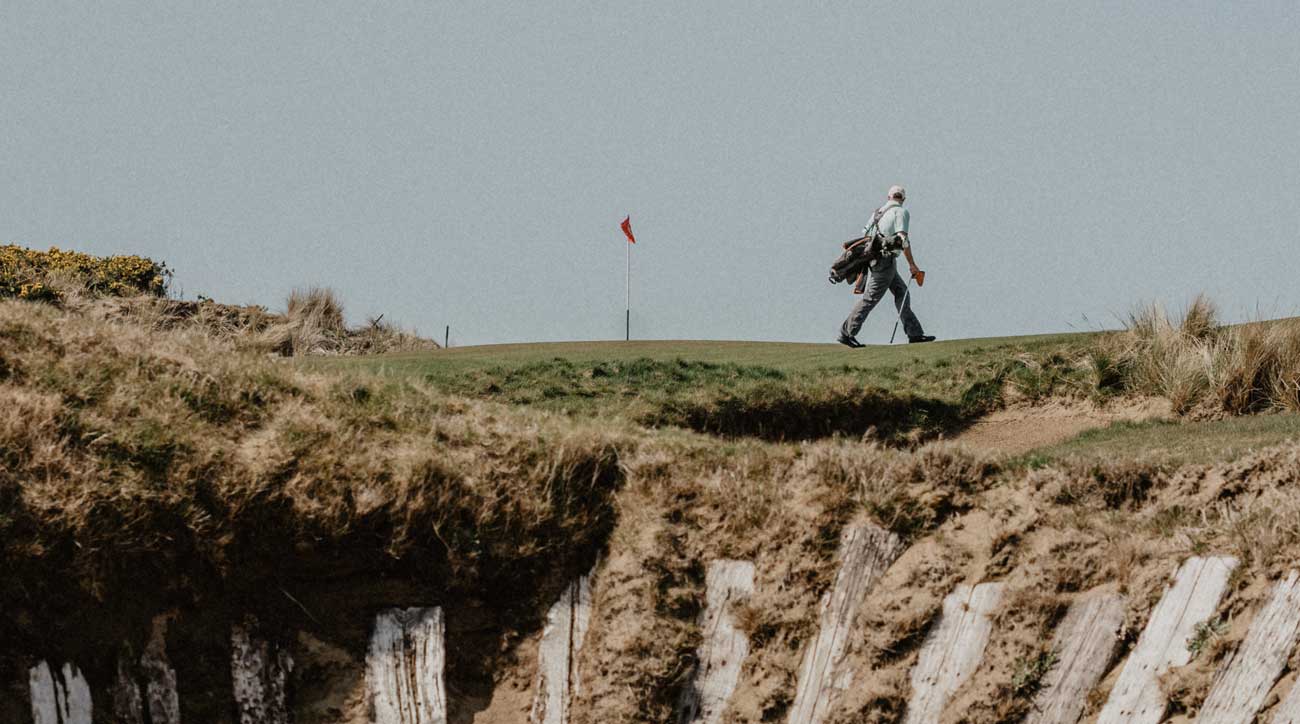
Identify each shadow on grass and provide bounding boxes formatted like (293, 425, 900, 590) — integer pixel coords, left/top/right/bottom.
(438, 356, 1026, 445)
(642, 376, 1004, 444)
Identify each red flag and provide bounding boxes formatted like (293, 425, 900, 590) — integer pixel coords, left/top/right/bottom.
(620, 215, 636, 244)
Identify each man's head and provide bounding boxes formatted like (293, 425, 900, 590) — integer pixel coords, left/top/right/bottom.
(887, 185, 906, 203)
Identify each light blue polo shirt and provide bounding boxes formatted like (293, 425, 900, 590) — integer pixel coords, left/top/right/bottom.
(864, 201, 910, 252)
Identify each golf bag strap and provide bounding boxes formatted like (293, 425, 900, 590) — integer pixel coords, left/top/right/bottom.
(865, 204, 888, 238)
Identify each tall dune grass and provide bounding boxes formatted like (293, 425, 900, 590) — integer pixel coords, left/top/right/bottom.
(263, 286, 437, 356)
(1111, 295, 1300, 414)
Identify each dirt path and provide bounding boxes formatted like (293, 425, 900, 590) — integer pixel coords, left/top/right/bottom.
(951, 397, 1171, 456)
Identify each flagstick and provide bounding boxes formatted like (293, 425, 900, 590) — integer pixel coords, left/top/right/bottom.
(625, 236, 631, 341)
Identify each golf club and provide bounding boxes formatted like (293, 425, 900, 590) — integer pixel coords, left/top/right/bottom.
(889, 270, 925, 344)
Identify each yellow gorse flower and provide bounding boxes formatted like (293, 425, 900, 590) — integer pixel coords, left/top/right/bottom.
(1, 244, 170, 302)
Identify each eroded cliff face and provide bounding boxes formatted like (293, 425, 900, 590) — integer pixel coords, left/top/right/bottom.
(9, 442, 1300, 724)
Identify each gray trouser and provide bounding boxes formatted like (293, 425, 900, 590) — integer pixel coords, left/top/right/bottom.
(839, 258, 924, 340)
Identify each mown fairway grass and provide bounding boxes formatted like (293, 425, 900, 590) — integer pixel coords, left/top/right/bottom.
(1025, 412, 1300, 467)
(312, 334, 1085, 376)
(305, 330, 1300, 457)
(304, 333, 1095, 442)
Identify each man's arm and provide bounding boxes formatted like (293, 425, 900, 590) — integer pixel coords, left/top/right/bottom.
(901, 237, 921, 278)
(896, 207, 920, 277)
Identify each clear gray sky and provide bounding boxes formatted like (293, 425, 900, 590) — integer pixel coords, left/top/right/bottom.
(4, 2, 1297, 345)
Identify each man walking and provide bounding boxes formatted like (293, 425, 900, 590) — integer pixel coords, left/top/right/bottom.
(838, 185, 936, 347)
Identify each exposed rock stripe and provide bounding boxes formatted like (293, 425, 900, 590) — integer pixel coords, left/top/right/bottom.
(1199, 571, 1300, 722)
(1095, 555, 1238, 724)
(231, 619, 294, 724)
(367, 607, 448, 724)
(902, 582, 1004, 724)
(531, 568, 595, 724)
(113, 615, 182, 724)
(29, 661, 93, 724)
(786, 523, 904, 724)
(677, 560, 757, 724)
(1023, 591, 1125, 724)
(1273, 667, 1300, 723)
(113, 655, 146, 724)
(1212, 571, 1300, 723)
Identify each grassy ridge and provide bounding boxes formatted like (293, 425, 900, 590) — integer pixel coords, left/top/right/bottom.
(309, 302, 1300, 456)
(0, 299, 623, 675)
(319, 334, 1085, 374)
(7, 271, 1300, 720)
(310, 334, 1094, 442)
(1023, 412, 1300, 467)
(0, 295, 1030, 716)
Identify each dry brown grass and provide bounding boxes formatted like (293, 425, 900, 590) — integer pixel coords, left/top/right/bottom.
(261, 286, 437, 356)
(9, 282, 1300, 721)
(7, 246, 437, 358)
(804, 441, 1000, 539)
(74, 285, 438, 358)
(0, 298, 619, 669)
(264, 286, 345, 355)
(1109, 296, 1300, 415)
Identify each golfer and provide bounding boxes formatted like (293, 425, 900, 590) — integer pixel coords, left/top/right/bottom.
(838, 185, 935, 347)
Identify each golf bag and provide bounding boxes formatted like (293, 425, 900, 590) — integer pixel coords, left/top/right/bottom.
(828, 204, 894, 291)
(828, 237, 879, 284)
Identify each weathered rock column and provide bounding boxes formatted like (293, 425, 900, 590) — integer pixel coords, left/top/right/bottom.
(677, 559, 756, 724)
(231, 618, 294, 724)
(902, 582, 1003, 724)
(1202, 571, 1300, 722)
(1095, 555, 1237, 724)
(113, 614, 182, 724)
(531, 569, 595, 724)
(367, 607, 447, 724)
(1024, 591, 1125, 724)
(786, 523, 904, 724)
(29, 661, 93, 724)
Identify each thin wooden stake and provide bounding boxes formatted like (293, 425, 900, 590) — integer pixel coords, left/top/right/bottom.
(30, 661, 93, 724)
(231, 619, 293, 724)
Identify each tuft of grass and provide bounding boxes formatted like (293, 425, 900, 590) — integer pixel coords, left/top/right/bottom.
(1208, 495, 1300, 571)
(264, 286, 346, 355)
(1010, 649, 1059, 696)
(1187, 616, 1228, 659)
(1108, 297, 1300, 415)
(259, 286, 437, 357)
(1180, 294, 1219, 341)
(288, 285, 345, 332)
(1042, 458, 1166, 511)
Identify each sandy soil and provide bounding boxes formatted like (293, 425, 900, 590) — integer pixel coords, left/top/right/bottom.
(950, 397, 1173, 456)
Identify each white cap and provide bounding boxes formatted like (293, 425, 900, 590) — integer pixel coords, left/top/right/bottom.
(887, 185, 906, 201)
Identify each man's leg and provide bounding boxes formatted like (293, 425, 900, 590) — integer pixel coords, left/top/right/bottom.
(888, 270, 926, 339)
(840, 263, 895, 339)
